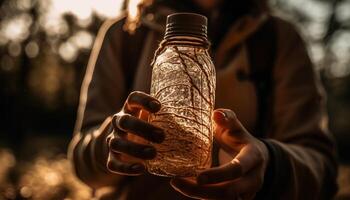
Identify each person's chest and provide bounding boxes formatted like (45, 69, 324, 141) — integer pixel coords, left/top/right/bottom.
(215, 45, 257, 132)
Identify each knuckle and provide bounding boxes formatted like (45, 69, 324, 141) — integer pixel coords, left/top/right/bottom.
(107, 138, 115, 149)
(118, 114, 132, 129)
(112, 114, 131, 136)
(129, 91, 139, 98)
(106, 134, 113, 145)
(106, 158, 115, 171)
(131, 91, 142, 96)
(112, 113, 123, 130)
(107, 158, 126, 174)
(109, 137, 121, 150)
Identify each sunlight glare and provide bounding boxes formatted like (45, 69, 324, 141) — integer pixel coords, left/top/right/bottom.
(8, 42, 22, 57)
(309, 43, 325, 66)
(2, 14, 32, 42)
(127, 0, 141, 20)
(329, 31, 350, 77)
(336, 0, 350, 23)
(92, 0, 123, 18)
(331, 31, 350, 61)
(68, 0, 94, 20)
(25, 41, 40, 58)
(40, 14, 69, 36)
(58, 42, 78, 63)
(38, 0, 123, 35)
(70, 31, 94, 49)
(284, 0, 331, 22)
(16, 0, 33, 11)
(42, 0, 123, 20)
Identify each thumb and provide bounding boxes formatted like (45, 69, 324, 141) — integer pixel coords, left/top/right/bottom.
(213, 109, 251, 148)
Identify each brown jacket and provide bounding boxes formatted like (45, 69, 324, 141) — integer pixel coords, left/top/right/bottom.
(69, 7, 338, 200)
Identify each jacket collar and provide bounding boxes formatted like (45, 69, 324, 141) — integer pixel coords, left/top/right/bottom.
(141, 6, 268, 37)
(139, 5, 268, 66)
(213, 13, 268, 67)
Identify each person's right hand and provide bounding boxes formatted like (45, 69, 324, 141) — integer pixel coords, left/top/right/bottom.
(106, 91, 165, 176)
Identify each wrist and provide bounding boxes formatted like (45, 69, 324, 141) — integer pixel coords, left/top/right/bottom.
(255, 139, 275, 198)
(260, 139, 270, 173)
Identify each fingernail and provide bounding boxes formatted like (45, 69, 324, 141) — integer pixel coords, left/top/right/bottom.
(130, 164, 144, 171)
(197, 175, 208, 185)
(149, 100, 161, 111)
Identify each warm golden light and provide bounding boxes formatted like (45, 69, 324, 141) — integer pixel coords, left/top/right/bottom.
(38, 0, 123, 36)
(125, 0, 153, 33)
(2, 14, 32, 42)
(43, 0, 123, 19)
(127, 0, 141, 20)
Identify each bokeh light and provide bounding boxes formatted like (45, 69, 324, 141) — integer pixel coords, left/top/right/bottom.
(336, 1, 350, 23)
(25, 41, 40, 58)
(1, 13, 32, 43)
(70, 31, 94, 50)
(273, 0, 350, 77)
(0, 0, 124, 61)
(40, 0, 123, 26)
(58, 42, 79, 63)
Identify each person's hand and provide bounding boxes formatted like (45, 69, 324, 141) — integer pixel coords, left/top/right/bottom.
(106, 91, 165, 176)
(171, 109, 269, 200)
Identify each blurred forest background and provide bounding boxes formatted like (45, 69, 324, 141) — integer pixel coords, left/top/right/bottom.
(0, 0, 349, 199)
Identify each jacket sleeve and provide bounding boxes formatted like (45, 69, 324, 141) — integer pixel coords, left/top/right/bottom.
(68, 15, 128, 189)
(258, 19, 338, 199)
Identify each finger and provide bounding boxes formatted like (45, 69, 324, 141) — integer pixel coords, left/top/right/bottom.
(197, 161, 243, 185)
(113, 113, 165, 143)
(109, 137, 156, 160)
(170, 178, 229, 200)
(125, 91, 161, 114)
(106, 152, 145, 176)
(213, 109, 248, 140)
(212, 109, 251, 153)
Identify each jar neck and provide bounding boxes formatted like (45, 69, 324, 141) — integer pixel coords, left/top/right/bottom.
(162, 35, 210, 49)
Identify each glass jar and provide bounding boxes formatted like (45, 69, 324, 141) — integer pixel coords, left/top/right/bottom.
(146, 13, 216, 177)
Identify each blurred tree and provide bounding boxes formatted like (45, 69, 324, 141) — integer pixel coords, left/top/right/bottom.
(0, 0, 113, 148)
(271, 0, 350, 162)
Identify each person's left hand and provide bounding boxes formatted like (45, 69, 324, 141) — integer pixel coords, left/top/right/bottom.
(170, 109, 270, 200)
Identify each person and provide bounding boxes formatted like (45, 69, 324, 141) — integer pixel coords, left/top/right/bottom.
(68, 0, 338, 199)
